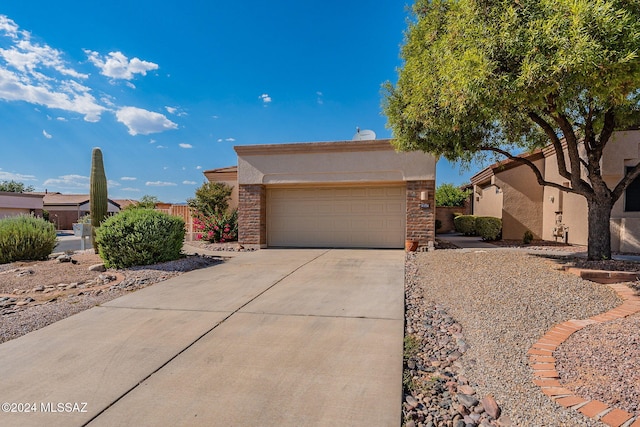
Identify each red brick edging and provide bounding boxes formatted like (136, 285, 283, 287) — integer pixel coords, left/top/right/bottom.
(528, 282, 640, 427)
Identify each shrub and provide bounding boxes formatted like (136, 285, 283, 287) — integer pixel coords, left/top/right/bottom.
(523, 230, 534, 244)
(435, 219, 442, 231)
(96, 209, 185, 268)
(454, 215, 477, 235)
(0, 215, 57, 264)
(193, 209, 238, 243)
(476, 216, 502, 241)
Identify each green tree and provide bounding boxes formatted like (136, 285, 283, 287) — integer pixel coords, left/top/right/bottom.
(436, 183, 470, 207)
(0, 180, 34, 192)
(384, 0, 640, 260)
(125, 195, 160, 210)
(187, 182, 233, 216)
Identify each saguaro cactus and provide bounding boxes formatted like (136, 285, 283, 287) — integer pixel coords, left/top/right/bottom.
(90, 147, 108, 252)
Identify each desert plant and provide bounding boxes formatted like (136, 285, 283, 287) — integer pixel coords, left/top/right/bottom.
(0, 215, 57, 264)
(95, 209, 185, 268)
(476, 216, 502, 241)
(454, 215, 477, 235)
(523, 230, 534, 245)
(193, 209, 238, 243)
(90, 147, 108, 252)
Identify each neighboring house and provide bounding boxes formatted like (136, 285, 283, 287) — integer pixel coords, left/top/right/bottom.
(112, 199, 138, 210)
(470, 130, 640, 253)
(0, 192, 44, 219)
(203, 166, 239, 210)
(206, 139, 436, 249)
(37, 193, 121, 230)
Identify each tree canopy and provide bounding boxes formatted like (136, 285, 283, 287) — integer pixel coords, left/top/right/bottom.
(187, 182, 233, 216)
(435, 183, 470, 207)
(384, 0, 640, 259)
(0, 180, 34, 192)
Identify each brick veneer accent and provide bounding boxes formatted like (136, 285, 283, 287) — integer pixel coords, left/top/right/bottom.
(406, 180, 436, 247)
(528, 282, 640, 426)
(238, 184, 266, 247)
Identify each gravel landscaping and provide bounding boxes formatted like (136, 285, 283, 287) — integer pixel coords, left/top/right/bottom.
(403, 249, 638, 427)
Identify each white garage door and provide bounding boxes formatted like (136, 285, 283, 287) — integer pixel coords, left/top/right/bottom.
(267, 186, 406, 248)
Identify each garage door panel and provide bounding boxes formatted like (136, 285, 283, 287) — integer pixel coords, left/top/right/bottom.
(267, 186, 406, 248)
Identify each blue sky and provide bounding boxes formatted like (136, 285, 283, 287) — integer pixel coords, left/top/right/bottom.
(0, 1, 473, 203)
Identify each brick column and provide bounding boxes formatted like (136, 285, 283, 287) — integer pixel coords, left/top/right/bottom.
(406, 180, 436, 248)
(238, 184, 266, 248)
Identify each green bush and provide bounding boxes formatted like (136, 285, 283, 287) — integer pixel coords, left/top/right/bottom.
(476, 216, 502, 241)
(96, 209, 185, 268)
(0, 215, 57, 264)
(454, 215, 477, 235)
(523, 230, 534, 244)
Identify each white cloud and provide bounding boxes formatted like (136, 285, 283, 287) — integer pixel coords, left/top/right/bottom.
(0, 15, 105, 122)
(43, 174, 89, 189)
(56, 116, 67, 121)
(120, 176, 137, 181)
(165, 106, 177, 114)
(196, 166, 202, 170)
(179, 143, 192, 149)
(316, 91, 324, 105)
(121, 187, 140, 192)
(259, 93, 272, 104)
(146, 181, 177, 187)
(108, 180, 120, 187)
(225, 137, 235, 142)
(42, 129, 52, 139)
(0, 170, 37, 181)
(217, 138, 223, 142)
(84, 50, 158, 80)
(149, 139, 156, 144)
(182, 180, 196, 185)
(212, 115, 219, 119)
(115, 106, 178, 136)
(156, 145, 166, 149)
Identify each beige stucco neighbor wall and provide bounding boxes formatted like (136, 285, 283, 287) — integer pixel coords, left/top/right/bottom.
(472, 182, 503, 218)
(495, 157, 545, 239)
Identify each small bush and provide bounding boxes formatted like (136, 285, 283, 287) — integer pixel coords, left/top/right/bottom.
(96, 209, 185, 268)
(454, 215, 477, 235)
(435, 219, 442, 231)
(476, 216, 502, 241)
(193, 209, 238, 243)
(0, 215, 57, 264)
(523, 230, 534, 244)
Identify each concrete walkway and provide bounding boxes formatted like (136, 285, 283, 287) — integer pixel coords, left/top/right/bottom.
(0, 249, 404, 427)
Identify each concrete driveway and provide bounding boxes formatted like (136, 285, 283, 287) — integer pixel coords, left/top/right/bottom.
(0, 249, 404, 427)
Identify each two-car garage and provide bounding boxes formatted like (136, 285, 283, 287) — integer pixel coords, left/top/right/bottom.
(233, 139, 436, 249)
(266, 186, 406, 248)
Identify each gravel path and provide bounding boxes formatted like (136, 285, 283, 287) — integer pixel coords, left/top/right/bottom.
(407, 250, 625, 426)
(555, 312, 640, 416)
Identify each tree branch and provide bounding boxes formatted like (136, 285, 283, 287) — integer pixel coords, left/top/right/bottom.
(612, 161, 640, 203)
(527, 111, 571, 178)
(478, 146, 584, 195)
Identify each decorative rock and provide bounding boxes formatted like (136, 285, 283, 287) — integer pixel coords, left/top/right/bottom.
(89, 263, 106, 272)
(458, 385, 475, 395)
(16, 269, 34, 277)
(57, 283, 69, 289)
(33, 285, 45, 292)
(480, 395, 501, 420)
(405, 395, 419, 409)
(457, 394, 479, 409)
(57, 254, 72, 263)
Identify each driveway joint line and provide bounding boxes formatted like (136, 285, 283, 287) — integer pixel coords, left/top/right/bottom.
(238, 310, 402, 321)
(81, 249, 331, 426)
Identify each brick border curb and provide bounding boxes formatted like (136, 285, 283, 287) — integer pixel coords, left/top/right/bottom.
(528, 283, 640, 427)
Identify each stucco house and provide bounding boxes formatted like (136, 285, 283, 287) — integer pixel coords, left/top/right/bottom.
(470, 130, 640, 253)
(37, 193, 121, 230)
(206, 139, 436, 249)
(0, 191, 44, 219)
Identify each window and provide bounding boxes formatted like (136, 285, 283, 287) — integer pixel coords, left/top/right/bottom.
(625, 166, 640, 212)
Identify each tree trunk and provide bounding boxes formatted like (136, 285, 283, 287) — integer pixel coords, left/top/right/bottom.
(586, 198, 613, 260)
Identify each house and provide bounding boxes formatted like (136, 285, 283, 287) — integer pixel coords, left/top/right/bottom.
(470, 130, 640, 252)
(209, 139, 436, 249)
(38, 193, 121, 230)
(0, 192, 44, 219)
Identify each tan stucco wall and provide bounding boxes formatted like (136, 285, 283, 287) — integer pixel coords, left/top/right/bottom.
(235, 140, 436, 185)
(495, 157, 545, 239)
(472, 183, 503, 218)
(0, 208, 30, 219)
